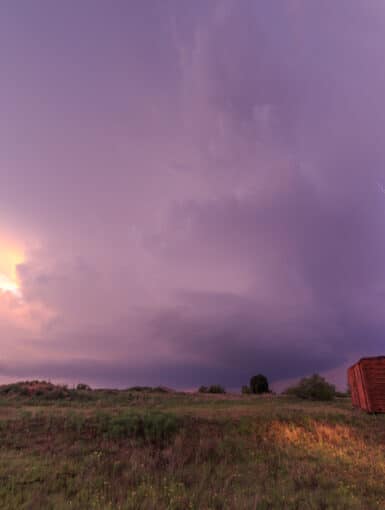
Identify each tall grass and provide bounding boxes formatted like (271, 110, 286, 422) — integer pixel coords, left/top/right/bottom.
(0, 393, 384, 509)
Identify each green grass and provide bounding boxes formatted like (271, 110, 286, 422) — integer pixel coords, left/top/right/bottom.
(0, 390, 384, 509)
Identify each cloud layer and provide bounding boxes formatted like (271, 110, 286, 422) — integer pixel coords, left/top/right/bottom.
(1, 0, 385, 389)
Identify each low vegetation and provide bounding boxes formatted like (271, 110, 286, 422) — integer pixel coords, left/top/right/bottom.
(198, 384, 226, 394)
(0, 380, 383, 509)
(284, 374, 337, 401)
(241, 385, 251, 394)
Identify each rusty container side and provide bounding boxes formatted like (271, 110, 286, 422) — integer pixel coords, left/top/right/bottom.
(348, 361, 370, 411)
(348, 366, 360, 408)
(360, 357, 385, 413)
(355, 363, 370, 411)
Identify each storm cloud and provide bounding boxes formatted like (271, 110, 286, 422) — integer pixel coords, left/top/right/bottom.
(1, 0, 385, 389)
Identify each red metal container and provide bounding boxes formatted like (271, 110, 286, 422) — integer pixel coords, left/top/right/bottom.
(348, 356, 385, 413)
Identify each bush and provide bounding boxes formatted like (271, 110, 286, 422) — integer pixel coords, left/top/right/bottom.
(0, 381, 70, 399)
(208, 385, 226, 394)
(127, 386, 152, 392)
(40, 389, 68, 400)
(99, 412, 179, 443)
(285, 374, 336, 401)
(249, 374, 269, 394)
(76, 383, 91, 391)
(152, 386, 170, 393)
(198, 385, 226, 394)
(241, 385, 251, 394)
(335, 390, 350, 398)
(0, 383, 30, 396)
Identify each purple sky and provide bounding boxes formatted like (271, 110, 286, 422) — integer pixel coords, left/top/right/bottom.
(1, 0, 385, 390)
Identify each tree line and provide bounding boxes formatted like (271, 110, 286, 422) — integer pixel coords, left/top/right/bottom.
(199, 373, 347, 401)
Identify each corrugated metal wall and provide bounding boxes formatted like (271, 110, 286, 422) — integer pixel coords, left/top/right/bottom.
(348, 357, 385, 413)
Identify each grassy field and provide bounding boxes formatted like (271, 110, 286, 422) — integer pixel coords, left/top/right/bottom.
(0, 385, 384, 509)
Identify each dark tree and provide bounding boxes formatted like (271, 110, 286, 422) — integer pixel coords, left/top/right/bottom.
(249, 374, 269, 394)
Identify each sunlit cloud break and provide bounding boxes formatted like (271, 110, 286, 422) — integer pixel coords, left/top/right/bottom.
(0, 273, 21, 298)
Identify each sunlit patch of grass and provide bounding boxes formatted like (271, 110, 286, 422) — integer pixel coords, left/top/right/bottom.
(260, 417, 385, 507)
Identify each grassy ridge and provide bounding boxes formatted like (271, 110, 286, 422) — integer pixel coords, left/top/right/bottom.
(0, 390, 384, 509)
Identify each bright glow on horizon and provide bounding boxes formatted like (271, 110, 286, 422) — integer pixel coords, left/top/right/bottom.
(0, 236, 24, 298)
(0, 273, 21, 298)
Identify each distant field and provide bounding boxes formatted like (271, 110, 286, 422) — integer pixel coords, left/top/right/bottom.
(0, 387, 384, 509)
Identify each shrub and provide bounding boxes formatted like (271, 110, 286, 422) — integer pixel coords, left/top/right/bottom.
(152, 386, 170, 393)
(241, 385, 251, 394)
(0, 383, 29, 396)
(40, 389, 67, 400)
(69, 389, 96, 401)
(208, 385, 225, 394)
(76, 383, 91, 391)
(127, 386, 153, 392)
(249, 374, 269, 394)
(198, 385, 226, 394)
(335, 390, 350, 398)
(284, 374, 336, 401)
(126, 386, 172, 393)
(100, 412, 179, 443)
